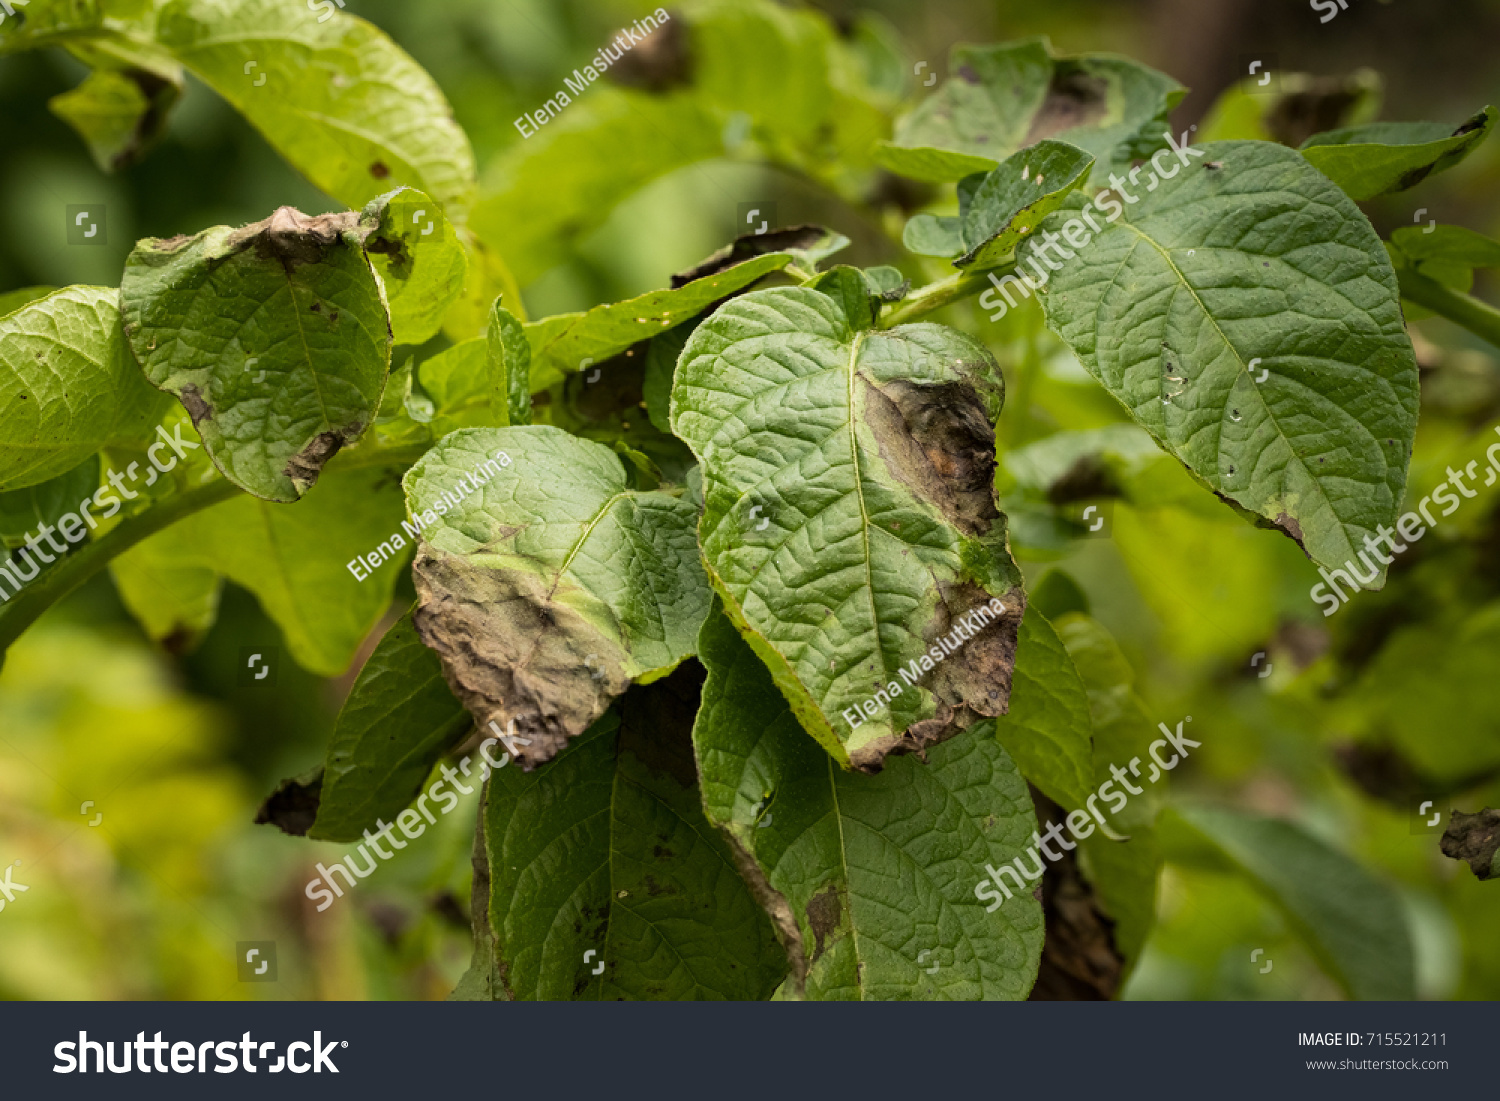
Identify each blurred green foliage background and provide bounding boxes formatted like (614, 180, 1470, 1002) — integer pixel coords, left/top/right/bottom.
(1, 0, 1498, 1000)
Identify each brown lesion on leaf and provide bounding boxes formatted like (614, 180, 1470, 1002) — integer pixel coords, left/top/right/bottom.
(226, 206, 360, 269)
(805, 885, 843, 964)
(852, 584, 1026, 773)
(862, 378, 1001, 537)
(179, 384, 214, 428)
(253, 769, 323, 837)
(1022, 63, 1110, 148)
(672, 225, 837, 288)
(284, 423, 363, 493)
(1440, 808, 1500, 881)
(412, 547, 631, 770)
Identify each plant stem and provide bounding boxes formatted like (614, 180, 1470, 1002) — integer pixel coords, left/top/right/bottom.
(0, 443, 430, 656)
(0, 479, 239, 655)
(1397, 266, 1500, 350)
(878, 265, 1009, 329)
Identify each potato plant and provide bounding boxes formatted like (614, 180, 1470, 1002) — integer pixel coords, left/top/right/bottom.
(2, 0, 1496, 1000)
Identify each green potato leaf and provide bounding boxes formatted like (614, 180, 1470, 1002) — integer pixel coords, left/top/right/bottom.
(954, 140, 1094, 269)
(672, 273, 1025, 772)
(405, 426, 711, 770)
(1300, 106, 1496, 200)
(114, 463, 409, 675)
(692, 603, 1044, 1000)
(471, 91, 722, 286)
(875, 37, 1183, 185)
(310, 608, 473, 843)
(523, 228, 846, 392)
(48, 67, 182, 173)
(481, 668, 786, 1000)
(1162, 804, 1417, 1000)
(154, 0, 477, 211)
(0, 287, 171, 492)
(1035, 139, 1419, 586)
(121, 207, 393, 503)
(992, 608, 1094, 810)
(487, 302, 532, 427)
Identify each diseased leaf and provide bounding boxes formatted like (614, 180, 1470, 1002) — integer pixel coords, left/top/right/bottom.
(954, 140, 1094, 269)
(360, 188, 467, 347)
(875, 37, 1183, 185)
(1035, 139, 1419, 585)
(523, 245, 826, 392)
(121, 207, 393, 503)
(486, 302, 532, 427)
(993, 608, 1093, 810)
(406, 426, 711, 770)
(155, 0, 477, 211)
(310, 608, 473, 843)
(693, 603, 1044, 1000)
(672, 273, 1025, 772)
(1162, 804, 1417, 1000)
(1300, 106, 1496, 200)
(1441, 809, 1500, 882)
(48, 67, 182, 173)
(1198, 69, 1382, 147)
(0, 287, 170, 492)
(482, 668, 786, 1000)
(116, 464, 409, 675)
